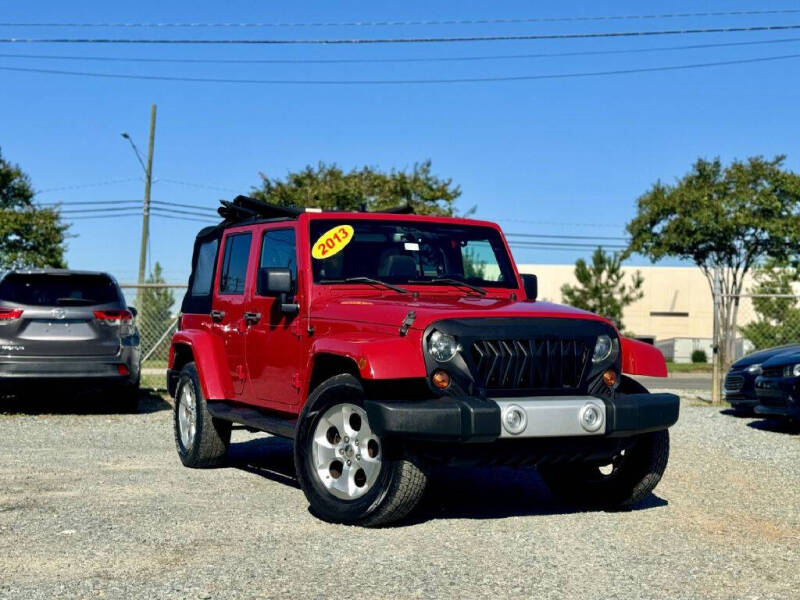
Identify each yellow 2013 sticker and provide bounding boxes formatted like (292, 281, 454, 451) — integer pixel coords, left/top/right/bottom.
(312, 224, 354, 259)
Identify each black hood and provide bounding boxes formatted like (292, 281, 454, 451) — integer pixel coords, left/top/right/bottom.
(732, 344, 800, 368)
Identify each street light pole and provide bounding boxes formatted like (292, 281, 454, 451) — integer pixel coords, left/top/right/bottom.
(138, 105, 157, 293)
(122, 104, 157, 310)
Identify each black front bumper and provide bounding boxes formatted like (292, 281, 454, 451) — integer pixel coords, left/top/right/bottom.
(754, 375, 800, 419)
(365, 392, 679, 443)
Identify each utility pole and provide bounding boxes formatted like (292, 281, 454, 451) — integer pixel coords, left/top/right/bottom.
(136, 104, 157, 309)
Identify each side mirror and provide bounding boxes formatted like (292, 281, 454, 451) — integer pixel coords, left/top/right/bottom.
(258, 267, 298, 315)
(128, 306, 138, 318)
(521, 274, 537, 302)
(259, 267, 292, 296)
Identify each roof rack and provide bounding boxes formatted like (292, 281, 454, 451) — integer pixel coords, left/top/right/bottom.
(217, 195, 415, 223)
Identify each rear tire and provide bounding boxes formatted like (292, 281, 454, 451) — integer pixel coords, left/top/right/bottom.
(539, 429, 670, 510)
(116, 382, 140, 414)
(294, 374, 427, 527)
(173, 362, 231, 468)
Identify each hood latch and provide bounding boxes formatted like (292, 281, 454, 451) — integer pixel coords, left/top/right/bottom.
(399, 311, 416, 336)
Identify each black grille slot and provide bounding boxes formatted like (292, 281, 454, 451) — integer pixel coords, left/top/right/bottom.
(470, 338, 590, 391)
(724, 374, 745, 392)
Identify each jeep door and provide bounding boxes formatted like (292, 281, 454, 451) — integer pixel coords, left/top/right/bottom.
(244, 225, 303, 410)
(211, 229, 254, 397)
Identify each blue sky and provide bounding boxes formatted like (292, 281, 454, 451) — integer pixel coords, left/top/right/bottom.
(2, 1, 799, 284)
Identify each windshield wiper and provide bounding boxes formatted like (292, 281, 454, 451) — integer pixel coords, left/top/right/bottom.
(323, 277, 410, 294)
(410, 278, 487, 295)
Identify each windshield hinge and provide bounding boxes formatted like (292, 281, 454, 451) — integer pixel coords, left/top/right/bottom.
(399, 311, 416, 336)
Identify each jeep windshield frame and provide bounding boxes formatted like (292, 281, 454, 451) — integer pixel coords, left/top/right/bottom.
(309, 218, 518, 289)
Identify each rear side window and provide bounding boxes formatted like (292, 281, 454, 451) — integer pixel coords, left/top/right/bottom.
(259, 228, 297, 294)
(190, 238, 219, 296)
(219, 233, 252, 295)
(0, 273, 122, 307)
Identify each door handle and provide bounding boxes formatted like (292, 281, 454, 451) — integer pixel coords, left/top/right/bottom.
(210, 310, 226, 322)
(244, 312, 262, 325)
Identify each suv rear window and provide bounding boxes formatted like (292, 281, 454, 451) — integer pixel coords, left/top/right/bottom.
(0, 273, 122, 307)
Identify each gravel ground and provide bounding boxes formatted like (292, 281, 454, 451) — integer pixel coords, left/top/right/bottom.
(0, 395, 798, 600)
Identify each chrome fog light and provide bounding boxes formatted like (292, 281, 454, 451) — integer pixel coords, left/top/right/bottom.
(502, 405, 527, 435)
(579, 403, 604, 433)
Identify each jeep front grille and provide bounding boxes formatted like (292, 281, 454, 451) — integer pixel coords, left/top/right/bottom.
(470, 338, 590, 391)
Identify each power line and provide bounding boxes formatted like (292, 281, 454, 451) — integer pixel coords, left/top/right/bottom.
(59, 206, 141, 214)
(509, 244, 621, 253)
(38, 200, 141, 206)
(509, 240, 628, 249)
(2, 52, 798, 85)
(492, 217, 624, 229)
(4, 36, 800, 66)
(34, 177, 141, 194)
(148, 206, 218, 218)
(150, 200, 218, 212)
(156, 178, 241, 193)
(3, 23, 800, 45)
(63, 212, 142, 220)
(506, 232, 629, 241)
(3, 9, 799, 28)
(149, 209, 218, 224)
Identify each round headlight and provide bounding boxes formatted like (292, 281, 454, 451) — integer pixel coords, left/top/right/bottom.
(592, 335, 613, 364)
(427, 330, 459, 362)
(793, 364, 800, 377)
(745, 363, 762, 375)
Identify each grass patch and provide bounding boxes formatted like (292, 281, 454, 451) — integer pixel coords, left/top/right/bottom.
(141, 372, 167, 391)
(666, 361, 712, 373)
(141, 359, 168, 370)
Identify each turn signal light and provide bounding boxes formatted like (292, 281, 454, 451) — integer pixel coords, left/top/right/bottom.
(0, 308, 23, 320)
(603, 369, 618, 388)
(432, 370, 451, 389)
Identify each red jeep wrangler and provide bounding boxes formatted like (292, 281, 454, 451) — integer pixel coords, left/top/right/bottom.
(168, 196, 678, 526)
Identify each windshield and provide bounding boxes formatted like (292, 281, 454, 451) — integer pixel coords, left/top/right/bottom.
(0, 273, 123, 307)
(309, 219, 517, 288)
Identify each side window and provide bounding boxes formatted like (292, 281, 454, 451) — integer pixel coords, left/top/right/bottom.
(259, 228, 297, 294)
(190, 238, 219, 296)
(219, 233, 252, 295)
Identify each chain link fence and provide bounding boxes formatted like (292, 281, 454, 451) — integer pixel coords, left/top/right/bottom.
(120, 283, 186, 369)
(731, 294, 800, 352)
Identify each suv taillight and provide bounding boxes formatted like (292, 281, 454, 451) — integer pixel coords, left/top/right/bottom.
(0, 308, 23, 320)
(94, 309, 133, 325)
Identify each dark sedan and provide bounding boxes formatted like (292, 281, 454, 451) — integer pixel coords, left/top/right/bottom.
(754, 349, 800, 421)
(725, 344, 800, 414)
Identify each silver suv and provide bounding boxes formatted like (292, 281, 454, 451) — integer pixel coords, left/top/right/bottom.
(0, 269, 140, 410)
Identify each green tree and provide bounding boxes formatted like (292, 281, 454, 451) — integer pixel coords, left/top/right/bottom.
(739, 259, 800, 349)
(251, 160, 461, 216)
(0, 147, 68, 268)
(560, 247, 644, 333)
(138, 262, 176, 362)
(627, 155, 800, 401)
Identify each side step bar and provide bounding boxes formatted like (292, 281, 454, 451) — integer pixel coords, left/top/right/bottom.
(207, 401, 297, 439)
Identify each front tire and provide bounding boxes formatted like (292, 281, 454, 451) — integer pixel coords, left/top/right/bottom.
(294, 374, 427, 526)
(173, 362, 231, 468)
(539, 429, 670, 510)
